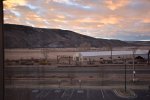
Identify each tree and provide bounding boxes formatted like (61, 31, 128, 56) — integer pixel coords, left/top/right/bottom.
(107, 44, 113, 63)
(41, 48, 49, 61)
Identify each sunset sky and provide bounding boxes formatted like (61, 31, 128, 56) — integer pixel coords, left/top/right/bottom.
(3, 0, 150, 41)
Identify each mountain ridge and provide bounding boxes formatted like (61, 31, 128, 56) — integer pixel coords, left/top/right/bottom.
(4, 24, 133, 48)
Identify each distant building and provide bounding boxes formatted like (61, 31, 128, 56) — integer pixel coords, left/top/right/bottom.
(73, 50, 149, 64)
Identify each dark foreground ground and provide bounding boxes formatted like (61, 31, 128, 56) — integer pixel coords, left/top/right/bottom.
(5, 88, 150, 100)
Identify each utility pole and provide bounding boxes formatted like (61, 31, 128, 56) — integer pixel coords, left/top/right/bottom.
(79, 80, 82, 89)
(124, 59, 127, 92)
(148, 50, 150, 65)
(68, 56, 71, 64)
(58, 80, 61, 88)
(111, 47, 112, 63)
(108, 44, 113, 63)
(132, 49, 136, 82)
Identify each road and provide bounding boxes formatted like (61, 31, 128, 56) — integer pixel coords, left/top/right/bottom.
(5, 66, 150, 74)
(5, 88, 150, 100)
(5, 65, 150, 86)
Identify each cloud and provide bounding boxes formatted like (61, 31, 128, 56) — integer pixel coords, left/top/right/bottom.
(10, 10, 21, 17)
(100, 16, 121, 24)
(52, 0, 74, 5)
(3, 0, 150, 41)
(3, 0, 27, 9)
(104, 0, 130, 10)
(143, 18, 150, 23)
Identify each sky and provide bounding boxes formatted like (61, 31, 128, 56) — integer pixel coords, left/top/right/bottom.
(3, 0, 150, 41)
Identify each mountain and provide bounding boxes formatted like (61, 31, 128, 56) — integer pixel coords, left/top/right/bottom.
(4, 24, 131, 48)
(126, 41, 150, 46)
